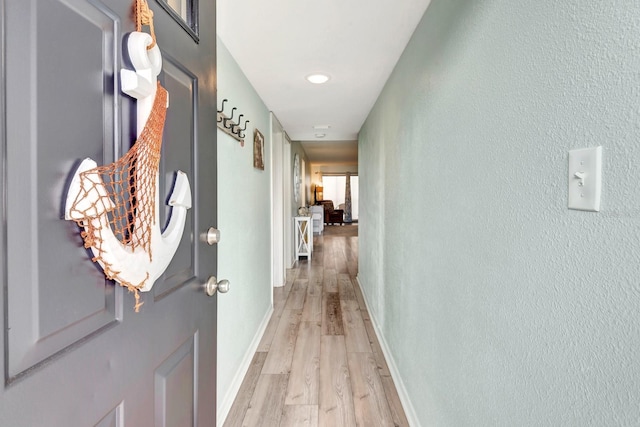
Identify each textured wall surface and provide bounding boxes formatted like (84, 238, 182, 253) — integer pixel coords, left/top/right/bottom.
(216, 38, 272, 417)
(359, 0, 640, 425)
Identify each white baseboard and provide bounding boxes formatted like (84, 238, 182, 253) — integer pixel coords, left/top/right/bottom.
(217, 305, 274, 427)
(356, 275, 420, 427)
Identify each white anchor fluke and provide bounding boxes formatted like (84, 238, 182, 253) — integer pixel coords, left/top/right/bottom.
(64, 161, 191, 291)
(64, 31, 191, 299)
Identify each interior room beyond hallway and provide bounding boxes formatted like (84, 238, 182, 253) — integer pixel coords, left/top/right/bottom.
(322, 175, 359, 221)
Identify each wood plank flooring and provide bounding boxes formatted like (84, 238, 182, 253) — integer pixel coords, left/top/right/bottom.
(223, 226, 409, 427)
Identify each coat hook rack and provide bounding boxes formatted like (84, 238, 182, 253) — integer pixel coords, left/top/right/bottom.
(217, 99, 249, 146)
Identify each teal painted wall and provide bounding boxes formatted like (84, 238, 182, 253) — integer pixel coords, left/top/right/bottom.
(359, 0, 640, 425)
(216, 38, 272, 417)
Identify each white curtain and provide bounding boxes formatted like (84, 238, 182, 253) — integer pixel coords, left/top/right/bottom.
(344, 172, 352, 222)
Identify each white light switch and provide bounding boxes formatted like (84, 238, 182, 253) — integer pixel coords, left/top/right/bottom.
(568, 146, 602, 212)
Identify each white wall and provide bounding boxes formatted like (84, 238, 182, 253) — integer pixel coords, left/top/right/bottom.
(216, 37, 272, 424)
(359, 0, 640, 425)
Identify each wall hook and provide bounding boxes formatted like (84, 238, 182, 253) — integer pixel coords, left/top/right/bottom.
(239, 120, 250, 138)
(217, 98, 227, 114)
(217, 99, 227, 123)
(224, 107, 237, 129)
(231, 114, 244, 134)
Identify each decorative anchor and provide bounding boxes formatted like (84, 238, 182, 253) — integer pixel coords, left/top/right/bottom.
(64, 31, 191, 309)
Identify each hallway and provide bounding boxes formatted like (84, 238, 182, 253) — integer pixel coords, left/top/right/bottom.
(223, 226, 408, 426)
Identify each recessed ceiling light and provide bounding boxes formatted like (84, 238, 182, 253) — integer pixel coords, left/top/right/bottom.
(306, 73, 331, 84)
(315, 133, 326, 138)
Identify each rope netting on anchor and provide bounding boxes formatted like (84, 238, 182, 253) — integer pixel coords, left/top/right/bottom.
(68, 85, 167, 311)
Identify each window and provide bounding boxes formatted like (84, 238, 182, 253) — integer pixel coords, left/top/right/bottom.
(156, 0, 199, 42)
(322, 175, 359, 221)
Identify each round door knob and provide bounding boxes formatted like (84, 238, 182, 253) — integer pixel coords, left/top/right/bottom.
(217, 279, 230, 293)
(202, 227, 221, 245)
(204, 276, 230, 296)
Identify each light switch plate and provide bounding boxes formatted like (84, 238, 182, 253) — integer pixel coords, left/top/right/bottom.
(568, 146, 602, 211)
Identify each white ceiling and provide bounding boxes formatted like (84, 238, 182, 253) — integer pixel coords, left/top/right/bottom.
(216, 0, 431, 161)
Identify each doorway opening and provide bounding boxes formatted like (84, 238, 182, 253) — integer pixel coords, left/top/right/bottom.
(322, 175, 359, 221)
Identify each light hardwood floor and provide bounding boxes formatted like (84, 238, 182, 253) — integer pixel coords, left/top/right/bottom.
(223, 226, 409, 427)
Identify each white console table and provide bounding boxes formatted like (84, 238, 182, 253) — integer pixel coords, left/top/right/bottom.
(294, 216, 313, 259)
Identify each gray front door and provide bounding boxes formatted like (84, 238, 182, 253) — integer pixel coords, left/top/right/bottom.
(0, 0, 217, 425)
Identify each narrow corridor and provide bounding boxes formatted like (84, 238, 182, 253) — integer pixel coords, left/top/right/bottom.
(223, 226, 408, 426)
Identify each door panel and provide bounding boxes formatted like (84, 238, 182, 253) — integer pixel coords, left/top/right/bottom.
(156, 57, 198, 298)
(95, 404, 124, 427)
(5, 0, 119, 381)
(154, 333, 198, 427)
(0, 0, 217, 424)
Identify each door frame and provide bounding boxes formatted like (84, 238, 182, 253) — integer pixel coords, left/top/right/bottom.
(283, 132, 293, 268)
(270, 112, 285, 288)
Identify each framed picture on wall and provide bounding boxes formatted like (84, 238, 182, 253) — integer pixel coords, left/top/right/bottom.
(253, 129, 265, 170)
